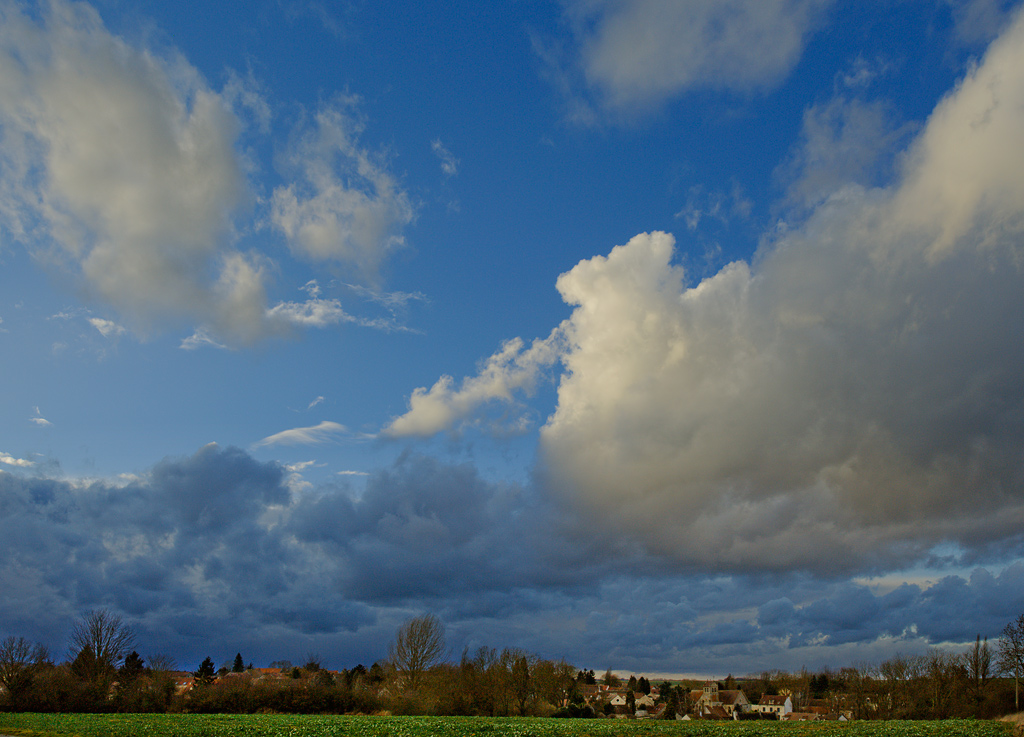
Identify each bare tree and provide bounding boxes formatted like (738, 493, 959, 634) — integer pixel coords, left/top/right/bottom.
(146, 653, 176, 674)
(964, 634, 992, 710)
(0, 636, 33, 702)
(840, 662, 876, 720)
(998, 614, 1024, 712)
(68, 610, 135, 674)
(303, 652, 323, 672)
(388, 613, 445, 692)
(925, 648, 966, 718)
(147, 654, 177, 707)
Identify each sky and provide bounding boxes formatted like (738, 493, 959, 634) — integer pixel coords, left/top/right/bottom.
(3, 0, 1024, 679)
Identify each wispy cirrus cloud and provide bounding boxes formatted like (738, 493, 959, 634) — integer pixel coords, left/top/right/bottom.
(29, 407, 51, 427)
(88, 317, 127, 339)
(431, 138, 459, 177)
(254, 420, 352, 448)
(343, 284, 428, 315)
(180, 328, 228, 351)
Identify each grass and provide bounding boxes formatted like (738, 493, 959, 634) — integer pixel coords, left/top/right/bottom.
(0, 714, 1014, 737)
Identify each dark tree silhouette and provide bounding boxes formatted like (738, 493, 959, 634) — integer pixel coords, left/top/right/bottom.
(194, 656, 216, 685)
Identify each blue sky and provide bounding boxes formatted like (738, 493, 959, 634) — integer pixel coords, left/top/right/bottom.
(4, 0, 1024, 678)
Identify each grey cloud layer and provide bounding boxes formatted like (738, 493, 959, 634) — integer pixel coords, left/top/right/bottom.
(3, 444, 1022, 672)
(0, 445, 585, 664)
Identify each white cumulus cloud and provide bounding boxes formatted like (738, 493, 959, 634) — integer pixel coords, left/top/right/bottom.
(384, 330, 565, 438)
(271, 103, 416, 279)
(266, 298, 352, 328)
(0, 452, 33, 467)
(0, 1, 264, 340)
(180, 327, 228, 351)
(562, 0, 832, 112)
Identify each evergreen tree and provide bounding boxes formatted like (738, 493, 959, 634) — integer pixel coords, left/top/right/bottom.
(194, 656, 216, 685)
(70, 644, 101, 681)
(119, 651, 146, 681)
(661, 685, 679, 719)
(232, 653, 244, 673)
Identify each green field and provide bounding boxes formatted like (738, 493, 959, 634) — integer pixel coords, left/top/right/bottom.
(0, 714, 1014, 737)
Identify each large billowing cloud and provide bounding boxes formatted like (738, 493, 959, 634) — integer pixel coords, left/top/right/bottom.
(560, 0, 832, 112)
(546, 5, 1024, 571)
(399, 7, 1024, 575)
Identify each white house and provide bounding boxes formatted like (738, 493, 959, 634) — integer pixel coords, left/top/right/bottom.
(754, 693, 793, 718)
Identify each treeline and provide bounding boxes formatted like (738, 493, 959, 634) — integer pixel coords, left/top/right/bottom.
(0, 611, 586, 717)
(736, 636, 1012, 720)
(4, 610, 1024, 719)
(186, 650, 585, 717)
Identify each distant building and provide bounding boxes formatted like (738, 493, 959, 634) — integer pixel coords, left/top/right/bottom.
(754, 693, 793, 718)
(689, 680, 750, 718)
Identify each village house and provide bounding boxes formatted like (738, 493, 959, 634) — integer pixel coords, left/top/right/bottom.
(753, 693, 793, 718)
(171, 673, 195, 695)
(635, 693, 656, 710)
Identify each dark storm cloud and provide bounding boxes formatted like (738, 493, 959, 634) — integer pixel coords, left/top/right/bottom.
(0, 445, 369, 662)
(0, 445, 603, 666)
(4, 444, 1024, 674)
